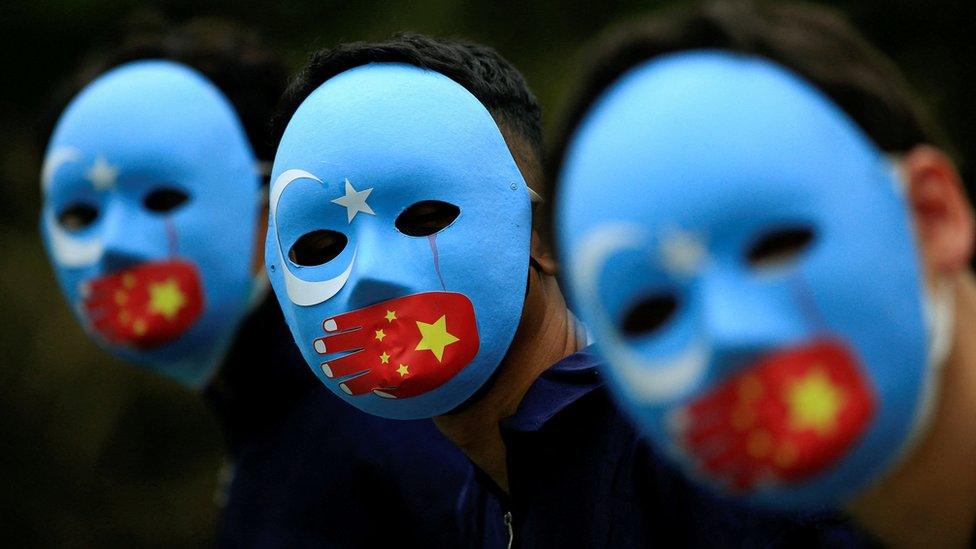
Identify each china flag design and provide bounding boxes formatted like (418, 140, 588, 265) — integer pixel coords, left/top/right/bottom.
(671, 339, 875, 490)
(312, 291, 480, 399)
(81, 259, 204, 349)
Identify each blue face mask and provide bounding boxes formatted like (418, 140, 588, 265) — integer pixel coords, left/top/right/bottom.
(556, 51, 952, 510)
(267, 63, 532, 420)
(41, 60, 263, 388)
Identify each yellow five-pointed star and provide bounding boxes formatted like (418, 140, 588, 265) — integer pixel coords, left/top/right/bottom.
(397, 363, 410, 377)
(414, 315, 459, 362)
(375, 329, 386, 342)
(385, 310, 397, 322)
(379, 351, 391, 364)
(148, 278, 186, 321)
(787, 367, 845, 436)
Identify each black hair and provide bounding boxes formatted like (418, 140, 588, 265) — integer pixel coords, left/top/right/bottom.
(41, 17, 289, 164)
(546, 0, 945, 214)
(272, 33, 544, 190)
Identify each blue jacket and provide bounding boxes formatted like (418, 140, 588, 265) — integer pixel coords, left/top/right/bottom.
(459, 346, 880, 548)
(205, 297, 472, 548)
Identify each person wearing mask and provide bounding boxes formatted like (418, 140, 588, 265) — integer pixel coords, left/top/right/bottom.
(41, 20, 471, 548)
(267, 32, 858, 547)
(551, 2, 974, 547)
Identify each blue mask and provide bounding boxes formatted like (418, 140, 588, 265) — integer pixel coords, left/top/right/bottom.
(556, 51, 951, 510)
(267, 63, 532, 419)
(40, 60, 264, 388)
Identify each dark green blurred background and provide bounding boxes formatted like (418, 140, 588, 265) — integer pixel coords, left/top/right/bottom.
(1, 1, 973, 546)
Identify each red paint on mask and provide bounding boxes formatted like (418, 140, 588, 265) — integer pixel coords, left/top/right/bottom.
(671, 339, 875, 490)
(312, 291, 479, 399)
(81, 259, 204, 349)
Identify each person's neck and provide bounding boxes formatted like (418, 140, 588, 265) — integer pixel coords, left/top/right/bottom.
(433, 269, 584, 493)
(847, 272, 976, 548)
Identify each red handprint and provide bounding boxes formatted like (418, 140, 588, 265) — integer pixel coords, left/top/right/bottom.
(81, 259, 204, 349)
(312, 291, 480, 399)
(669, 339, 875, 490)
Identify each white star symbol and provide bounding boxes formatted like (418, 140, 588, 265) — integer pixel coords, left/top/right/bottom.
(660, 229, 707, 276)
(331, 178, 375, 223)
(85, 156, 119, 191)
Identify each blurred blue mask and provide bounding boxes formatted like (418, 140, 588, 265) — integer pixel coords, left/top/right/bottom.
(556, 51, 953, 510)
(41, 60, 264, 388)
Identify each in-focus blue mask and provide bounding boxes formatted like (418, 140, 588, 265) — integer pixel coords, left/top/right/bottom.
(556, 51, 952, 510)
(267, 63, 532, 420)
(41, 60, 264, 388)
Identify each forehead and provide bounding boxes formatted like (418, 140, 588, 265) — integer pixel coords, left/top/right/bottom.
(47, 60, 247, 175)
(558, 51, 884, 237)
(273, 63, 517, 193)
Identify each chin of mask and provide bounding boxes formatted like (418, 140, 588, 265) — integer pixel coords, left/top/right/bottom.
(267, 63, 532, 420)
(40, 60, 263, 388)
(555, 51, 953, 510)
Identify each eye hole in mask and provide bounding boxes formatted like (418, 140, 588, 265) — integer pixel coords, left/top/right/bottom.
(58, 203, 99, 232)
(620, 293, 680, 338)
(289, 229, 348, 267)
(746, 226, 816, 270)
(144, 186, 191, 213)
(395, 200, 461, 237)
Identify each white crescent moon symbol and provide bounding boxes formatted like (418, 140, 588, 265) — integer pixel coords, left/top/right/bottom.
(41, 147, 81, 193)
(572, 223, 709, 404)
(271, 168, 357, 306)
(43, 208, 104, 268)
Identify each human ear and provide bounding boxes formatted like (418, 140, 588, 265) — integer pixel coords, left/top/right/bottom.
(252, 193, 269, 276)
(529, 230, 559, 276)
(902, 145, 974, 276)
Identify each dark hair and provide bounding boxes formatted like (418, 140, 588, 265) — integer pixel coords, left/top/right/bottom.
(41, 17, 289, 163)
(546, 0, 945, 212)
(273, 33, 544, 190)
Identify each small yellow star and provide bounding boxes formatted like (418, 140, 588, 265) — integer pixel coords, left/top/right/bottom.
(114, 290, 127, 305)
(385, 310, 397, 322)
(415, 315, 459, 362)
(123, 274, 136, 288)
(374, 329, 386, 342)
(396, 363, 409, 377)
(379, 351, 391, 364)
(148, 278, 186, 321)
(133, 318, 147, 336)
(118, 310, 131, 325)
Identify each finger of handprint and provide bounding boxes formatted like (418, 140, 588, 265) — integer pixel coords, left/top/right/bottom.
(685, 427, 742, 475)
(321, 305, 380, 334)
(684, 414, 734, 447)
(312, 328, 367, 355)
(337, 370, 389, 397)
(87, 307, 120, 333)
(318, 350, 372, 379)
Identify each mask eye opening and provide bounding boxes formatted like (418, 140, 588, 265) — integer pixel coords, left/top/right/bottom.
(394, 200, 461, 237)
(746, 225, 816, 270)
(57, 202, 99, 232)
(289, 229, 348, 267)
(620, 293, 680, 338)
(144, 186, 191, 213)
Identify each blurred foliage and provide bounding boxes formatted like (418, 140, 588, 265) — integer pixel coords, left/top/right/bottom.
(1, 0, 973, 546)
